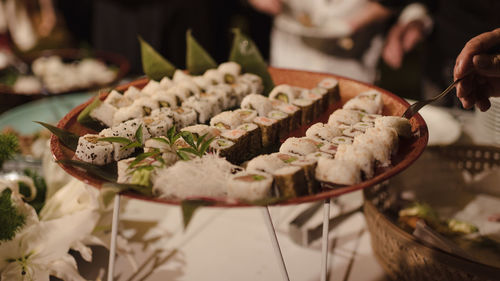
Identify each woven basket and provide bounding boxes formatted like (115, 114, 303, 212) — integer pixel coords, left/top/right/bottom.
(363, 145, 500, 281)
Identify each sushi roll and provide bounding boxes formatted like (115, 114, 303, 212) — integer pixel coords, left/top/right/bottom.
(361, 113, 383, 123)
(292, 98, 315, 125)
(218, 62, 241, 84)
(172, 107, 197, 128)
(209, 137, 237, 162)
(315, 158, 361, 185)
(353, 127, 397, 167)
(246, 154, 287, 174)
(142, 111, 174, 137)
(310, 87, 329, 112)
(341, 126, 364, 138)
(273, 166, 308, 198)
(151, 90, 179, 109)
(159, 76, 174, 90)
(238, 73, 263, 94)
(173, 69, 193, 83)
(253, 116, 279, 148)
(203, 69, 224, 85)
(305, 123, 342, 142)
(331, 136, 354, 145)
(290, 158, 319, 194)
(317, 78, 340, 104)
(141, 80, 161, 96)
(328, 109, 363, 126)
(227, 171, 273, 201)
(199, 91, 226, 112)
(181, 124, 221, 140)
(90, 101, 116, 127)
(105, 90, 132, 108)
(234, 108, 258, 123)
(300, 89, 323, 118)
(75, 134, 114, 165)
(220, 129, 250, 163)
(117, 157, 134, 184)
(269, 84, 297, 103)
(306, 151, 334, 160)
(343, 90, 383, 114)
(192, 76, 211, 91)
(182, 96, 219, 124)
(279, 137, 319, 156)
(319, 142, 339, 157)
(100, 119, 151, 161)
(132, 96, 160, 116)
(123, 86, 142, 100)
(166, 85, 191, 106)
(271, 100, 301, 131)
(231, 82, 251, 104)
(144, 137, 179, 165)
(352, 121, 374, 133)
(113, 104, 144, 126)
(272, 152, 301, 165)
(268, 110, 291, 140)
(374, 116, 412, 138)
(241, 94, 273, 117)
(237, 123, 262, 158)
(335, 143, 375, 179)
(177, 80, 201, 97)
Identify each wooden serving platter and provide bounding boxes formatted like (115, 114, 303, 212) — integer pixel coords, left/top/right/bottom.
(51, 67, 428, 207)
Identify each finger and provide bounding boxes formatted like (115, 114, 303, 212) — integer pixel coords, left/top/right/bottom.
(459, 95, 476, 109)
(456, 75, 475, 98)
(454, 28, 500, 80)
(473, 54, 500, 77)
(476, 96, 491, 111)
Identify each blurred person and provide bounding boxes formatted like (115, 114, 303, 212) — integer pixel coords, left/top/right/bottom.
(249, 0, 397, 83)
(374, 0, 500, 106)
(454, 28, 500, 111)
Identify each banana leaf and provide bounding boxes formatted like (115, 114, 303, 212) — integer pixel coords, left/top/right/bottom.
(139, 36, 176, 80)
(229, 29, 274, 95)
(186, 30, 217, 75)
(35, 121, 80, 151)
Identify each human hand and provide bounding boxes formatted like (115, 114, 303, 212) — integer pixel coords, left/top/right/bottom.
(382, 20, 425, 69)
(454, 28, 500, 111)
(248, 0, 282, 16)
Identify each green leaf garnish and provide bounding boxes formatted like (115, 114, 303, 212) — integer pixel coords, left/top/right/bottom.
(199, 136, 214, 156)
(121, 141, 143, 151)
(176, 150, 191, 161)
(229, 29, 274, 95)
(77, 95, 105, 130)
(186, 30, 217, 75)
(181, 199, 214, 229)
(0, 189, 26, 242)
(135, 124, 144, 145)
(180, 131, 196, 148)
(139, 36, 176, 80)
(35, 121, 80, 151)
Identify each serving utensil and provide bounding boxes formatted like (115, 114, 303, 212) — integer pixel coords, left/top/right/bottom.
(402, 74, 469, 119)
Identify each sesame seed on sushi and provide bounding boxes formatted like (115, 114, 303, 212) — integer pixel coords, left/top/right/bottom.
(182, 96, 218, 124)
(75, 134, 114, 165)
(142, 111, 174, 137)
(227, 171, 273, 201)
(172, 107, 198, 128)
(112, 104, 145, 126)
(100, 119, 151, 161)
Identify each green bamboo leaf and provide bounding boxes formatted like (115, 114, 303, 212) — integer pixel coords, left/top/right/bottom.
(196, 133, 207, 148)
(178, 147, 200, 156)
(186, 30, 217, 75)
(167, 126, 176, 141)
(181, 199, 214, 229)
(121, 141, 142, 151)
(98, 137, 132, 145)
(128, 151, 156, 168)
(229, 29, 274, 95)
(35, 121, 80, 151)
(199, 137, 215, 156)
(176, 150, 191, 161)
(77, 95, 105, 130)
(57, 159, 117, 182)
(152, 137, 171, 146)
(180, 131, 196, 148)
(134, 124, 143, 145)
(139, 36, 176, 80)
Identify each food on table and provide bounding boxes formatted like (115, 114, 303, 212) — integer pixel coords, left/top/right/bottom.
(72, 64, 413, 202)
(8, 55, 117, 94)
